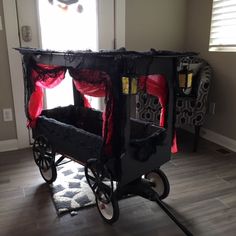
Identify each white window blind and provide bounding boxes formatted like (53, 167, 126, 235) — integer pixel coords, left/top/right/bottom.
(209, 0, 236, 51)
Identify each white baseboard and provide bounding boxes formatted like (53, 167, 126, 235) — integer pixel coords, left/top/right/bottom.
(181, 126, 236, 152)
(0, 139, 18, 152)
(201, 128, 236, 152)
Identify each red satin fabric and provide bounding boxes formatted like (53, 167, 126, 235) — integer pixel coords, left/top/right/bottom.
(139, 74, 178, 153)
(73, 80, 106, 97)
(71, 69, 114, 155)
(28, 85, 44, 127)
(139, 74, 167, 127)
(28, 64, 66, 127)
(82, 95, 92, 108)
(32, 64, 66, 88)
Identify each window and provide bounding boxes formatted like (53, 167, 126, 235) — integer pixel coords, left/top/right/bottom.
(209, 0, 236, 52)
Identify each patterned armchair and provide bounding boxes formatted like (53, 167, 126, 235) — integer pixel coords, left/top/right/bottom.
(137, 57, 212, 151)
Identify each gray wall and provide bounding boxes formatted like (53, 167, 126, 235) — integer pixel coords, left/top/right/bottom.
(0, 0, 187, 143)
(0, 2, 17, 141)
(2, 0, 235, 143)
(125, 0, 187, 51)
(186, 0, 236, 140)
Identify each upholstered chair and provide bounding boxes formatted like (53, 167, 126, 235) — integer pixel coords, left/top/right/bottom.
(137, 57, 212, 151)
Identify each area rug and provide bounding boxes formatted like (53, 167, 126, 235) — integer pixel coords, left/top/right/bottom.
(50, 160, 95, 215)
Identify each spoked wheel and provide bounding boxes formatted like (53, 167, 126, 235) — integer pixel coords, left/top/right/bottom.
(85, 159, 119, 224)
(85, 159, 114, 202)
(33, 136, 57, 184)
(145, 169, 170, 200)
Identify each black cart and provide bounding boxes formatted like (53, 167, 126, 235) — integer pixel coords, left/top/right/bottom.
(17, 48, 194, 235)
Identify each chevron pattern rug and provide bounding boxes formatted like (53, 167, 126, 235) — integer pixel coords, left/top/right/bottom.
(50, 160, 95, 215)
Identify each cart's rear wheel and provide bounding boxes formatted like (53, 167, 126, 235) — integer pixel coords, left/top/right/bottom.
(145, 169, 170, 200)
(33, 136, 57, 184)
(96, 187, 119, 224)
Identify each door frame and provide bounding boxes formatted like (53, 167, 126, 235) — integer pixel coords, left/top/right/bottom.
(3, 0, 29, 149)
(3, 0, 125, 150)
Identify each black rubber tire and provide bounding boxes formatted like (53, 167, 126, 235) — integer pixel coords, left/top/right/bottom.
(33, 136, 57, 184)
(96, 189, 119, 224)
(145, 169, 170, 200)
(85, 159, 113, 203)
(33, 136, 47, 166)
(39, 159, 57, 184)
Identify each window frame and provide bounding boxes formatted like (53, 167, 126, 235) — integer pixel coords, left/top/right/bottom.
(209, 0, 236, 52)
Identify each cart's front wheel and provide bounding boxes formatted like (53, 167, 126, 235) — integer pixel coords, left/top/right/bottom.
(145, 169, 170, 200)
(96, 187, 119, 224)
(33, 136, 57, 184)
(85, 159, 113, 203)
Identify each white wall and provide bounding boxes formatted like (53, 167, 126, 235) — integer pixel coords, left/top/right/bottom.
(115, 0, 125, 48)
(0, 1, 17, 141)
(186, 0, 236, 140)
(125, 0, 187, 51)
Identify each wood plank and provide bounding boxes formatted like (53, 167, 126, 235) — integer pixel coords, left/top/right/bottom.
(0, 129, 235, 236)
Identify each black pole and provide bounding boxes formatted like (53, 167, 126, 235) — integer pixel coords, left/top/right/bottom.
(155, 197, 193, 236)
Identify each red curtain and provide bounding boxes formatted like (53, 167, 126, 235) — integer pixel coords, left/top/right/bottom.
(139, 74, 178, 153)
(28, 85, 44, 127)
(139, 74, 167, 127)
(73, 80, 105, 108)
(73, 80, 106, 97)
(71, 69, 114, 155)
(28, 64, 66, 127)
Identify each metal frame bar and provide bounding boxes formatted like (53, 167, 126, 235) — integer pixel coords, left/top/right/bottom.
(116, 178, 193, 236)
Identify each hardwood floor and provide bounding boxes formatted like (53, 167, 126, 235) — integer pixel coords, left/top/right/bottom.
(0, 130, 236, 236)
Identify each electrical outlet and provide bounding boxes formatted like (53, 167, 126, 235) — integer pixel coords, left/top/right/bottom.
(3, 108, 13, 122)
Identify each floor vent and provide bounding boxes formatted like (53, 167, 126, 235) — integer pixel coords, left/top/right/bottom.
(216, 148, 231, 154)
